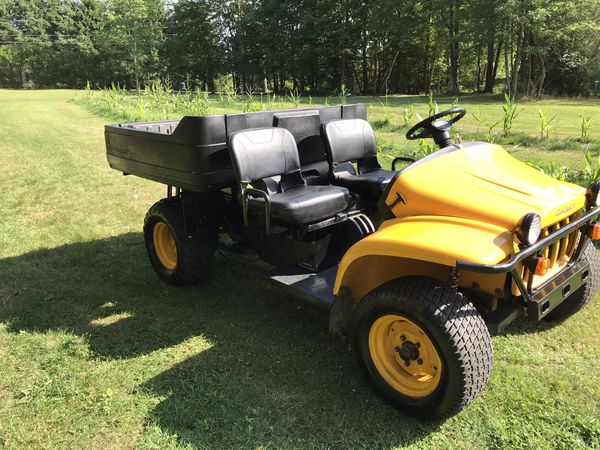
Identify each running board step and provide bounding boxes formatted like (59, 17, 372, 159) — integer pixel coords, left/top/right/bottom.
(267, 265, 338, 308)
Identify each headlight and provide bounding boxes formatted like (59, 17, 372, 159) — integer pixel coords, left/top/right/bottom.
(517, 213, 542, 246)
(586, 181, 600, 207)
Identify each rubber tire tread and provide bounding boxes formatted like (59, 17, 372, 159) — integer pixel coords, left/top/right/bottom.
(545, 243, 600, 321)
(353, 277, 493, 419)
(143, 198, 216, 286)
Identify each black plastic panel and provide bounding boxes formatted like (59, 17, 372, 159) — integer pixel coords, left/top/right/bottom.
(105, 104, 367, 192)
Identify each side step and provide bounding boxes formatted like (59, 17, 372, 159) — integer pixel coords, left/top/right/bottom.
(267, 265, 338, 308)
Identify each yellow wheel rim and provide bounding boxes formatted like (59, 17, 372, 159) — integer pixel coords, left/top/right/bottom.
(153, 222, 177, 270)
(368, 314, 442, 398)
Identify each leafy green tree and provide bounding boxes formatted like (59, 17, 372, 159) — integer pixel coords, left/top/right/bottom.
(0, 0, 599, 95)
(98, 0, 165, 91)
(164, 0, 225, 90)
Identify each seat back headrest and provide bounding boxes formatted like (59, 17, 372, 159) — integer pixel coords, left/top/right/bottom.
(274, 111, 326, 166)
(322, 119, 376, 164)
(228, 127, 300, 184)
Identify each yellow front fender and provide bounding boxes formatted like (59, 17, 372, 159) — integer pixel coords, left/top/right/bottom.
(334, 216, 515, 301)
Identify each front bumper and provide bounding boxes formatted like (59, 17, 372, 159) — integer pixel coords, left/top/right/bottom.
(456, 207, 600, 320)
(526, 259, 590, 320)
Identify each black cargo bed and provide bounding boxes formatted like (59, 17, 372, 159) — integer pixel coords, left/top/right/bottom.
(105, 104, 367, 192)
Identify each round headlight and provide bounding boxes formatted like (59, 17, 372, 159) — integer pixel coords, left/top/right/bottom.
(517, 213, 542, 246)
(586, 181, 600, 207)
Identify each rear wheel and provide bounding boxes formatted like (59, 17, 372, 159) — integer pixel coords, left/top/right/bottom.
(144, 199, 217, 285)
(353, 277, 493, 419)
(545, 243, 600, 321)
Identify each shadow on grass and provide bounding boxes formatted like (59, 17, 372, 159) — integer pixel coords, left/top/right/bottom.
(0, 233, 440, 448)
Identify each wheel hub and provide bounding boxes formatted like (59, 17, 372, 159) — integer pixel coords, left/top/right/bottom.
(396, 340, 420, 365)
(368, 314, 443, 398)
(153, 221, 178, 270)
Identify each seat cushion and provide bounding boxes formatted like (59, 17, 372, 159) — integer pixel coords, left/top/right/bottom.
(250, 185, 349, 225)
(334, 169, 396, 198)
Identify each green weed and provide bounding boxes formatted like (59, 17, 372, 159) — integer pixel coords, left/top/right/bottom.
(580, 114, 593, 143)
(538, 108, 558, 140)
(501, 93, 523, 136)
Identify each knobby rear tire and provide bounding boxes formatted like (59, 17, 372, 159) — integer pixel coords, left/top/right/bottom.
(143, 198, 217, 286)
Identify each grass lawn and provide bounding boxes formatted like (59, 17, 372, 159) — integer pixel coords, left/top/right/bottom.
(0, 89, 599, 449)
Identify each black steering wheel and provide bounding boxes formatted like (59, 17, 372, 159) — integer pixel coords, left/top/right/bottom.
(406, 107, 466, 148)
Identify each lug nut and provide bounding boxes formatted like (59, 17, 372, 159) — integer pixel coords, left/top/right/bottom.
(404, 361, 410, 367)
(400, 335, 406, 342)
(417, 358, 423, 365)
(415, 343, 421, 348)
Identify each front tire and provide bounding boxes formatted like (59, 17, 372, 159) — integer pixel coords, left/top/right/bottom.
(353, 277, 493, 419)
(144, 199, 217, 285)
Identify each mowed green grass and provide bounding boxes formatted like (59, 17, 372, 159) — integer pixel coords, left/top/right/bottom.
(0, 89, 599, 449)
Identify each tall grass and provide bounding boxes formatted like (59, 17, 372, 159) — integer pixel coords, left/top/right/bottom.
(538, 108, 558, 140)
(580, 115, 593, 143)
(427, 92, 439, 117)
(403, 104, 415, 127)
(501, 93, 522, 136)
(83, 81, 211, 122)
(83, 79, 300, 122)
(471, 106, 486, 136)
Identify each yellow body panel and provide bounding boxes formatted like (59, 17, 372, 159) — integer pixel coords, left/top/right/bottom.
(386, 143, 585, 228)
(335, 143, 587, 301)
(334, 215, 513, 298)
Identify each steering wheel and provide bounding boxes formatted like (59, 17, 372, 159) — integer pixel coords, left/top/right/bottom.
(406, 107, 466, 148)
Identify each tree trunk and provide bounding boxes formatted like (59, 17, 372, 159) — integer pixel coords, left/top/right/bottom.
(372, 48, 379, 94)
(449, 39, 459, 93)
(361, 32, 368, 94)
(492, 43, 501, 86)
(475, 46, 481, 92)
(536, 56, 546, 97)
(447, 0, 460, 93)
(423, 16, 433, 93)
(504, 39, 510, 93)
(484, 41, 495, 93)
(21, 64, 26, 88)
(525, 51, 532, 97)
(133, 39, 140, 93)
(382, 49, 400, 95)
(207, 58, 215, 92)
(429, 44, 439, 93)
(510, 26, 524, 98)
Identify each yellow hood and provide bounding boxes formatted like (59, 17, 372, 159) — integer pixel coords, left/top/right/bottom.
(386, 143, 586, 230)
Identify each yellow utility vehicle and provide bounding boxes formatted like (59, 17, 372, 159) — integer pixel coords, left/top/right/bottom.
(105, 105, 600, 418)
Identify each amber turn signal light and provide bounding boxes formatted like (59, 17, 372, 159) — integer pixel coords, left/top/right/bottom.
(588, 222, 600, 240)
(535, 256, 551, 276)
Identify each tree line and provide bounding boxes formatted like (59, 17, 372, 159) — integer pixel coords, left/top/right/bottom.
(1, 0, 599, 96)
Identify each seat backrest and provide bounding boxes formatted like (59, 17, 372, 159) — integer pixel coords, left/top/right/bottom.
(274, 111, 330, 184)
(228, 127, 304, 189)
(322, 119, 380, 173)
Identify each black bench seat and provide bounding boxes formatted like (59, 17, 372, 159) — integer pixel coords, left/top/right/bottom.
(228, 127, 350, 227)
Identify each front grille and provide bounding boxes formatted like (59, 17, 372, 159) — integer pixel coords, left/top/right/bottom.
(514, 212, 582, 295)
